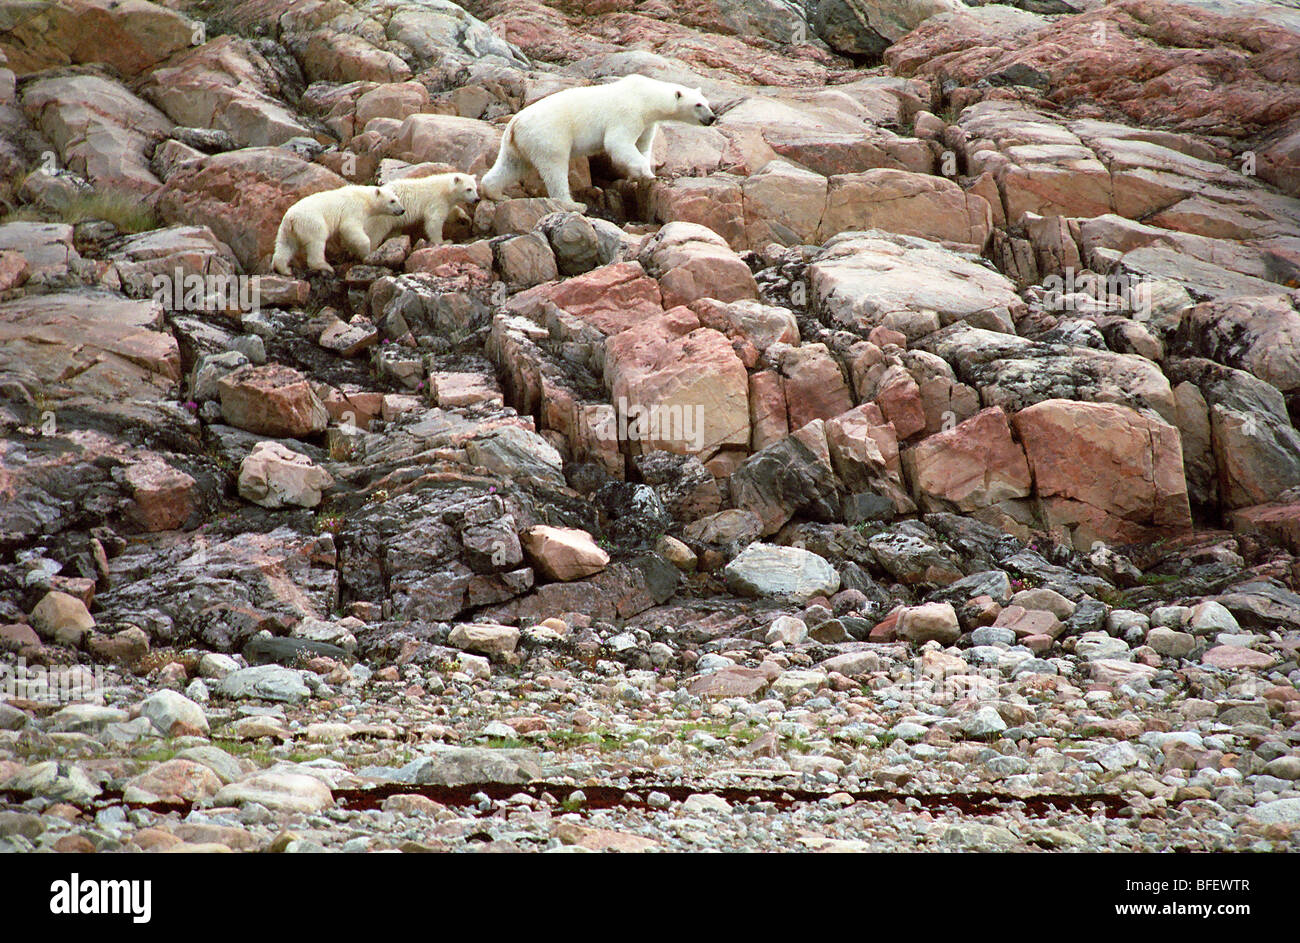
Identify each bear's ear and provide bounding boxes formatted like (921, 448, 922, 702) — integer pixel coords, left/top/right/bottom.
(374, 187, 383, 196)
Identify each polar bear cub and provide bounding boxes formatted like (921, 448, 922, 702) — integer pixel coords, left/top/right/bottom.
(364, 172, 480, 247)
(480, 73, 716, 212)
(271, 184, 406, 275)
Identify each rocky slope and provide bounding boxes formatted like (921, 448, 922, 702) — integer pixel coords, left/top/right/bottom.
(0, 0, 1298, 853)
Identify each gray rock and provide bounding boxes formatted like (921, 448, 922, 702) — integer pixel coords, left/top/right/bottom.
(1063, 596, 1108, 636)
(971, 626, 1016, 646)
(397, 747, 541, 787)
(176, 745, 243, 784)
(214, 771, 333, 813)
(139, 689, 210, 736)
(1076, 632, 1132, 661)
(48, 705, 128, 733)
(931, 570, 1012, 605)
(961, 706, 1008, 738)
(724, 543, 841, 601)
(1250, 797, 1300, 825)
(1146, 626, 1196, 658)
(216, 665, 310, 704)
(1264, 756, 1300, 780)
(0, 703, 29, 730)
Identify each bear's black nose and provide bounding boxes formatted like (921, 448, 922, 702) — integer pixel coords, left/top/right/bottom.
(702, 113, 716, 126)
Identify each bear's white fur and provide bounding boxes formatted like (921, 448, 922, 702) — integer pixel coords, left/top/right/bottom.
(271, 184, 406, 275)
(480, 74, 716, 212)
(364, 172, 480, 248)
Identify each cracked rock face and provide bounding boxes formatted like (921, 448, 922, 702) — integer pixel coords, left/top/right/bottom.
(0, 0, 1298, 855)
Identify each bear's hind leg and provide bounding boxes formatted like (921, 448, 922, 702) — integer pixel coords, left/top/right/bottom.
(295, 216, 333, 274)
(271, 232, 296, 276)
(535, 157, 585, 212)
(480, 148, 526, 201)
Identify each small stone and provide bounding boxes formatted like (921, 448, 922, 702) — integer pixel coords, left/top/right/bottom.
(764, 615, 808, 645)
(29, 591, 94, 646)
(448, 623, 520, 656)
(897, 602, 960, 645)
(1146, 626, 1196, 658)
(1188, 600, 1240, 636)
(961, 706, 1008, 739)
(139, 689, 210, 737)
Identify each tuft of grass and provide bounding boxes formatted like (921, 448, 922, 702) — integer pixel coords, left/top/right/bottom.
(62, 191, 160, 233)
(2, 190, 160, 234)
(0, 206, 44, 224)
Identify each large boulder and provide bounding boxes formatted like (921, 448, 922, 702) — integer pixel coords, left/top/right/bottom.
(917, 323, 1177, 424)
(809, 232, 1024, 337)
(813, 0, 966, 57)
(385, 113, 501, 177)
(730, 429, 841, 535)
(217, 364, 329, 438)
(1174, 295, 1300, 399)
(1011, 399, 1192, 549)
(30, 591, 94, 647)
(122, 456, 200, 532)
(22, 73, 171, 194)
(903, 407, 1032, 512)
(0, 0, 195, 76)
(237, 441, 334, 509)
(1168, 358, 1300, 509)
(636, 221, 758, 309)
(819, 169, 992, 249)
(140, 36, 313, 148)
(0, 290, 181, 426)
(520, 526, 610, 582)
(724, 543, 841, 601)
(896, 601, 961, 645)
(602, 308, 751, 457)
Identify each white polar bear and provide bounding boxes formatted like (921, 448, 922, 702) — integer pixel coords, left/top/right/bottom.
(271, 184, 406, 275)
(364, 172, 480, 248)
(480, 74, 717, 212)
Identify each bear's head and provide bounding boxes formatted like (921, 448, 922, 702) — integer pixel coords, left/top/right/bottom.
(673, 87, 715, 127)
(451, 173, 479, 205)
(373, 185, 405, 216)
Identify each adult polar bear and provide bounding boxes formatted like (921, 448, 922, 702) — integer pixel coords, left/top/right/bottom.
(480, 74, 717, 212)
(271, 184, 405, 275)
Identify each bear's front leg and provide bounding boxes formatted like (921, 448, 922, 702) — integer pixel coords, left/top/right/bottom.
(606, 130, 655, 184)
(635, 126, 658, 170)
(363, 217, 393, 252)
(422, 211, 448, 246)
(338, 221, 372, 261)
